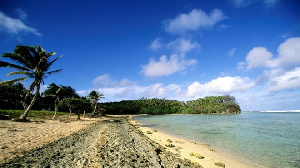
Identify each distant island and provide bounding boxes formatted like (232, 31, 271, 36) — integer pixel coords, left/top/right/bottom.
(102, 95, 241, 115)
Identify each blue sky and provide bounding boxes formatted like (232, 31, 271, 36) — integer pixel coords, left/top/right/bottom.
(1, 0, 300, 111)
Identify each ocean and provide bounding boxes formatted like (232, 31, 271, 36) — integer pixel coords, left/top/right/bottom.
(134, 112, 300, 168)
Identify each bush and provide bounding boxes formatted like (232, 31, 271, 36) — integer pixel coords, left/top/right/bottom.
(215, 162, 225, 167)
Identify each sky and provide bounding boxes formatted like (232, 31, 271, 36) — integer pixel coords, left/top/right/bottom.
(0, 0, 300, 111)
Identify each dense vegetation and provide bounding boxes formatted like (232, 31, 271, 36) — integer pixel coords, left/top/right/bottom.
(0, 82, 241, 117)
(102, 96, 241, 115)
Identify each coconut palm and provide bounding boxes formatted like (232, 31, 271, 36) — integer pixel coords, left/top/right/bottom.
(0, 45, 62, 120)
(42, 83, 62, 119)
(88, 91, 104, 115)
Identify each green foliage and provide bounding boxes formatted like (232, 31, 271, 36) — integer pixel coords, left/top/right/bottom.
(0, 82, 27, 109)
(102, 96, 241, 115)
(88, 90, 105, 116)
(59, 98, 92, 119)
(184, 95, 240, 114)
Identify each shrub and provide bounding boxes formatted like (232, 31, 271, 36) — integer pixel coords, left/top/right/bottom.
(215, 162, 225, 167)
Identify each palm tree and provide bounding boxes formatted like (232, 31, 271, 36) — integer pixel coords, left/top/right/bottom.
(0, 45, 62, 120)
(88, 91, 104, 115)
(42, 83, 62, 119)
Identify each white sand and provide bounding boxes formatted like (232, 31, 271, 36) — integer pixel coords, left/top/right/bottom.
(0, 117, 101, 164)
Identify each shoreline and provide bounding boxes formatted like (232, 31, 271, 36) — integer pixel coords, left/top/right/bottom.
(127, 115, 256, 168)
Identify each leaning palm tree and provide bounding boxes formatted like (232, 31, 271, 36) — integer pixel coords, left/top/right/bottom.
(0, 45, 62, 121)
(42, 83, 62, 119)
(88, 91, 104, 115)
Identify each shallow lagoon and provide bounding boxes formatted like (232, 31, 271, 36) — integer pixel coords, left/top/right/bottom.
(134, 112, 300, 168)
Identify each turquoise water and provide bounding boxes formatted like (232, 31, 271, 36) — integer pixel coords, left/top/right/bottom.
(134, 112, 300, 168)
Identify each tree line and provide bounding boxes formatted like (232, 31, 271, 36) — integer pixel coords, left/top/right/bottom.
(1, 82, 241, 116)
(0, 82, 104, 119)
(102, 96, 241, 115)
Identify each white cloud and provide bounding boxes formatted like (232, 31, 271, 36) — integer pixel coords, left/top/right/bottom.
(93, 74, 135, 87)
(267, 67, 300, 91)
(0, 11, 41, 36)
(256, 68, 284, 85)
(226, 48, 236, 57)
(141, 54, 197, 77)
(245, 47, 274, 69)
(149, 37, 200, 53)
(15, 8, 28, 20)
(275, 37, 300, 68)
(167, 37, 200, 53)
(79, 75, 186, 102)
(149, 38, 163, 51)
(240, 37, 300, 70)
(164, 9, 226, 34)
(186, 76, 255, 97)
(148, 83, 167, 97)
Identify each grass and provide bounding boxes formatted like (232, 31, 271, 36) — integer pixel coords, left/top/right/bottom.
(0, 109, 71, 120)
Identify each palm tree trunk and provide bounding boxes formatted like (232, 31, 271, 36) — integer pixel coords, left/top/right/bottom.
(52, 99, 59, 119)
(93, 103, 97, 113)
(69, 108, 71, 118)
(20, 83, 40, 120)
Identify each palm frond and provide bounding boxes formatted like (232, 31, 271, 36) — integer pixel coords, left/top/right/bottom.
(47, 69, 62, 75)
(45, 55, 62, 71)
(7, 71, 33, 76)
(0, 61, 31, 71)
(14, 46, 36, 68)
(47, 52, 56, 57)
(0, 77, 27, 86)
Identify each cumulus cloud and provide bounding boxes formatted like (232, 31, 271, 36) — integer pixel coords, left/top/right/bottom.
(245, 47, 274, 69)
(0, 11, 42, 36)
(93, 74, 136, 87)
(149, 37, 200, 53)
(240, 37, 300, 70)
(167, 37, 200, 53)
(267, 67, 300, 91)
(186, 76, 255, 97)
(149, 38, 163, 51)
(79, 74, 186, 102)
(141, 54, 197, 77)
(164, 9, 226, 34)
(275, 37, 300, 68)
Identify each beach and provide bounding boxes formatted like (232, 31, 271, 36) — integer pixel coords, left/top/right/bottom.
(1, 115, 251, 167)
